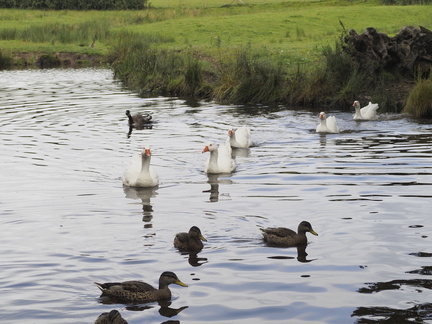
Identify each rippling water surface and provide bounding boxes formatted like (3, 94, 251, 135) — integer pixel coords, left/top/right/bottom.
(1, 68, 432, 324)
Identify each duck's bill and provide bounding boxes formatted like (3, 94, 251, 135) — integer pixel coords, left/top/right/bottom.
(200, 234, 208, 242)
(310, 230, 318, 236)
(176, 280, 188, 287)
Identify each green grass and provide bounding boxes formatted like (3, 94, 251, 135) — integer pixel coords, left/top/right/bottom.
(1, 1, 431, 111)
(1, 2, 431, 62)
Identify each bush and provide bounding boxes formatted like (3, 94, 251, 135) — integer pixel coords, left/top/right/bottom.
(403, 78, 432, 118)
(0, 49, 13, 69)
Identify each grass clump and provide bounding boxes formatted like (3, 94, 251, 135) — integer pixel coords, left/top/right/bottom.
(0, 49, 12, 69)
(403, 77, 432, 118)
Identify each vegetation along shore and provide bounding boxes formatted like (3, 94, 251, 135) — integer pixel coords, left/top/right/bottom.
(0, 0, 431, 117)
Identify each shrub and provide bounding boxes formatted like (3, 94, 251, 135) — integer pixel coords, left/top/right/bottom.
(403, 78, 432, 118)
(0, 49, 13, 69)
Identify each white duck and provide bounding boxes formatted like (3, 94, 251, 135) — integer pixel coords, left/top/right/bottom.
(316, 112, 340, 134)
(202, 142, 236, 174)
(122, 147, 159, 188)
(352, 100, 379, 120)
(228, 126, 253, 148)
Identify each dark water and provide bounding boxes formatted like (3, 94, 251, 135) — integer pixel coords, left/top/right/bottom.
(1, 68, 431, 324)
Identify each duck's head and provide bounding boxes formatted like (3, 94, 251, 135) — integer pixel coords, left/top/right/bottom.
(160, 271, 188, 287)
(352, 101, 360, 108)
(319, 112, 326, 120)
(299, 221, 318, 236)
(141, 146, 151, 157)
(202, 143, 217, 153)
(190, 226, 207, 242)
(125, 110, 131, 116)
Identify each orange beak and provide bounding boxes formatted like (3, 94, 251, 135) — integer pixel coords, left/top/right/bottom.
(145, 148, 151, 156)
(202, 146, 209, 153)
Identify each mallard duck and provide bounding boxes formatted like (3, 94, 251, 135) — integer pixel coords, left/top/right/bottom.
(174, 226, 207, 253)
(95, 271, 188, 303)
(94, 310, 128, 324)
(316, 112, 340, 134)
(125, 110, 152, 127)
(260, 221, 318, 247)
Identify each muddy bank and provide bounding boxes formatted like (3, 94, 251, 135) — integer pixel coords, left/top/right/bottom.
(12, 52, 107, 69)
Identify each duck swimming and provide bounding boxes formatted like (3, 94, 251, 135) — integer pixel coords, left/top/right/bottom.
(125, 110, 152, 127)
(228, 126, 253, 148)
(174, 226, 207, 253)
(94, 310, 128, 324)
(260, 221, 318, 247)
(316, 112, 340, 134)
(95, 271, 188, 303)
(122, 147, 159, 188)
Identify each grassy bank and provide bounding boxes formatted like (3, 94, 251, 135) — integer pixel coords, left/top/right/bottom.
(1, 1, 431, 112)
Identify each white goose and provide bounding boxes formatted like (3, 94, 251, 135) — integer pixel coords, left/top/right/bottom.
(202, 142, 236, 174)
(122, 147, 159, 188)
(316, 112, 340, 134)
(352, 100, 379, 120)
(228, 126, 253, 148)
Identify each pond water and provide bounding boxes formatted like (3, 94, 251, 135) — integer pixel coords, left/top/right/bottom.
(1, 68, 431, 324)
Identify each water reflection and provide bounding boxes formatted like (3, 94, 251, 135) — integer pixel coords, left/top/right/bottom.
(352, 303, 432, 323)
(98, 299, 188, 320)
(127, 124, 153, 138)
(203, 174, 233, 202)
(231, 147, 251, 158)
(2, 69, 432, 324)
(266, 245, 316, 263)
(123, 186, 158, 224)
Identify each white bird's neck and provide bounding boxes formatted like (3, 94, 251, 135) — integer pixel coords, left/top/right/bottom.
(140, 155, 151, 172)
(354, 106, 362, 118)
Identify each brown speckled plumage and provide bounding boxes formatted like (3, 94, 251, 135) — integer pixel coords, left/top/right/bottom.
(261, 221, 318, 247)
(94, 310, 128, 324)
(95, 271, 187, 303)
(174, 226, 207, 253)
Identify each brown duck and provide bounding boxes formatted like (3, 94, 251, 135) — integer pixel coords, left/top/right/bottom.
(174, 226, 207, 253)
(94, 310, 128, 324)
(95, 271, 187, 303)
(260, 221, 318, 247)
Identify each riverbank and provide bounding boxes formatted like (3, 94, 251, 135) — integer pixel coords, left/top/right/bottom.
(1, 3, 431, 112)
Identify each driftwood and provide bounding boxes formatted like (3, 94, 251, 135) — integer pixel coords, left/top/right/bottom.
(343, 26, 432, 77)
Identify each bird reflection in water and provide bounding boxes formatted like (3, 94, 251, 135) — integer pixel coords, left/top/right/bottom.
(187, 252, 208, 267)
(203, 174, 233, 202)
(127, 123, 153, 138)
(123, 186, 158, 225)
(231, 146, 251, 159)
(97, 301, 188, 320)
(267, 245, 316, 263)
